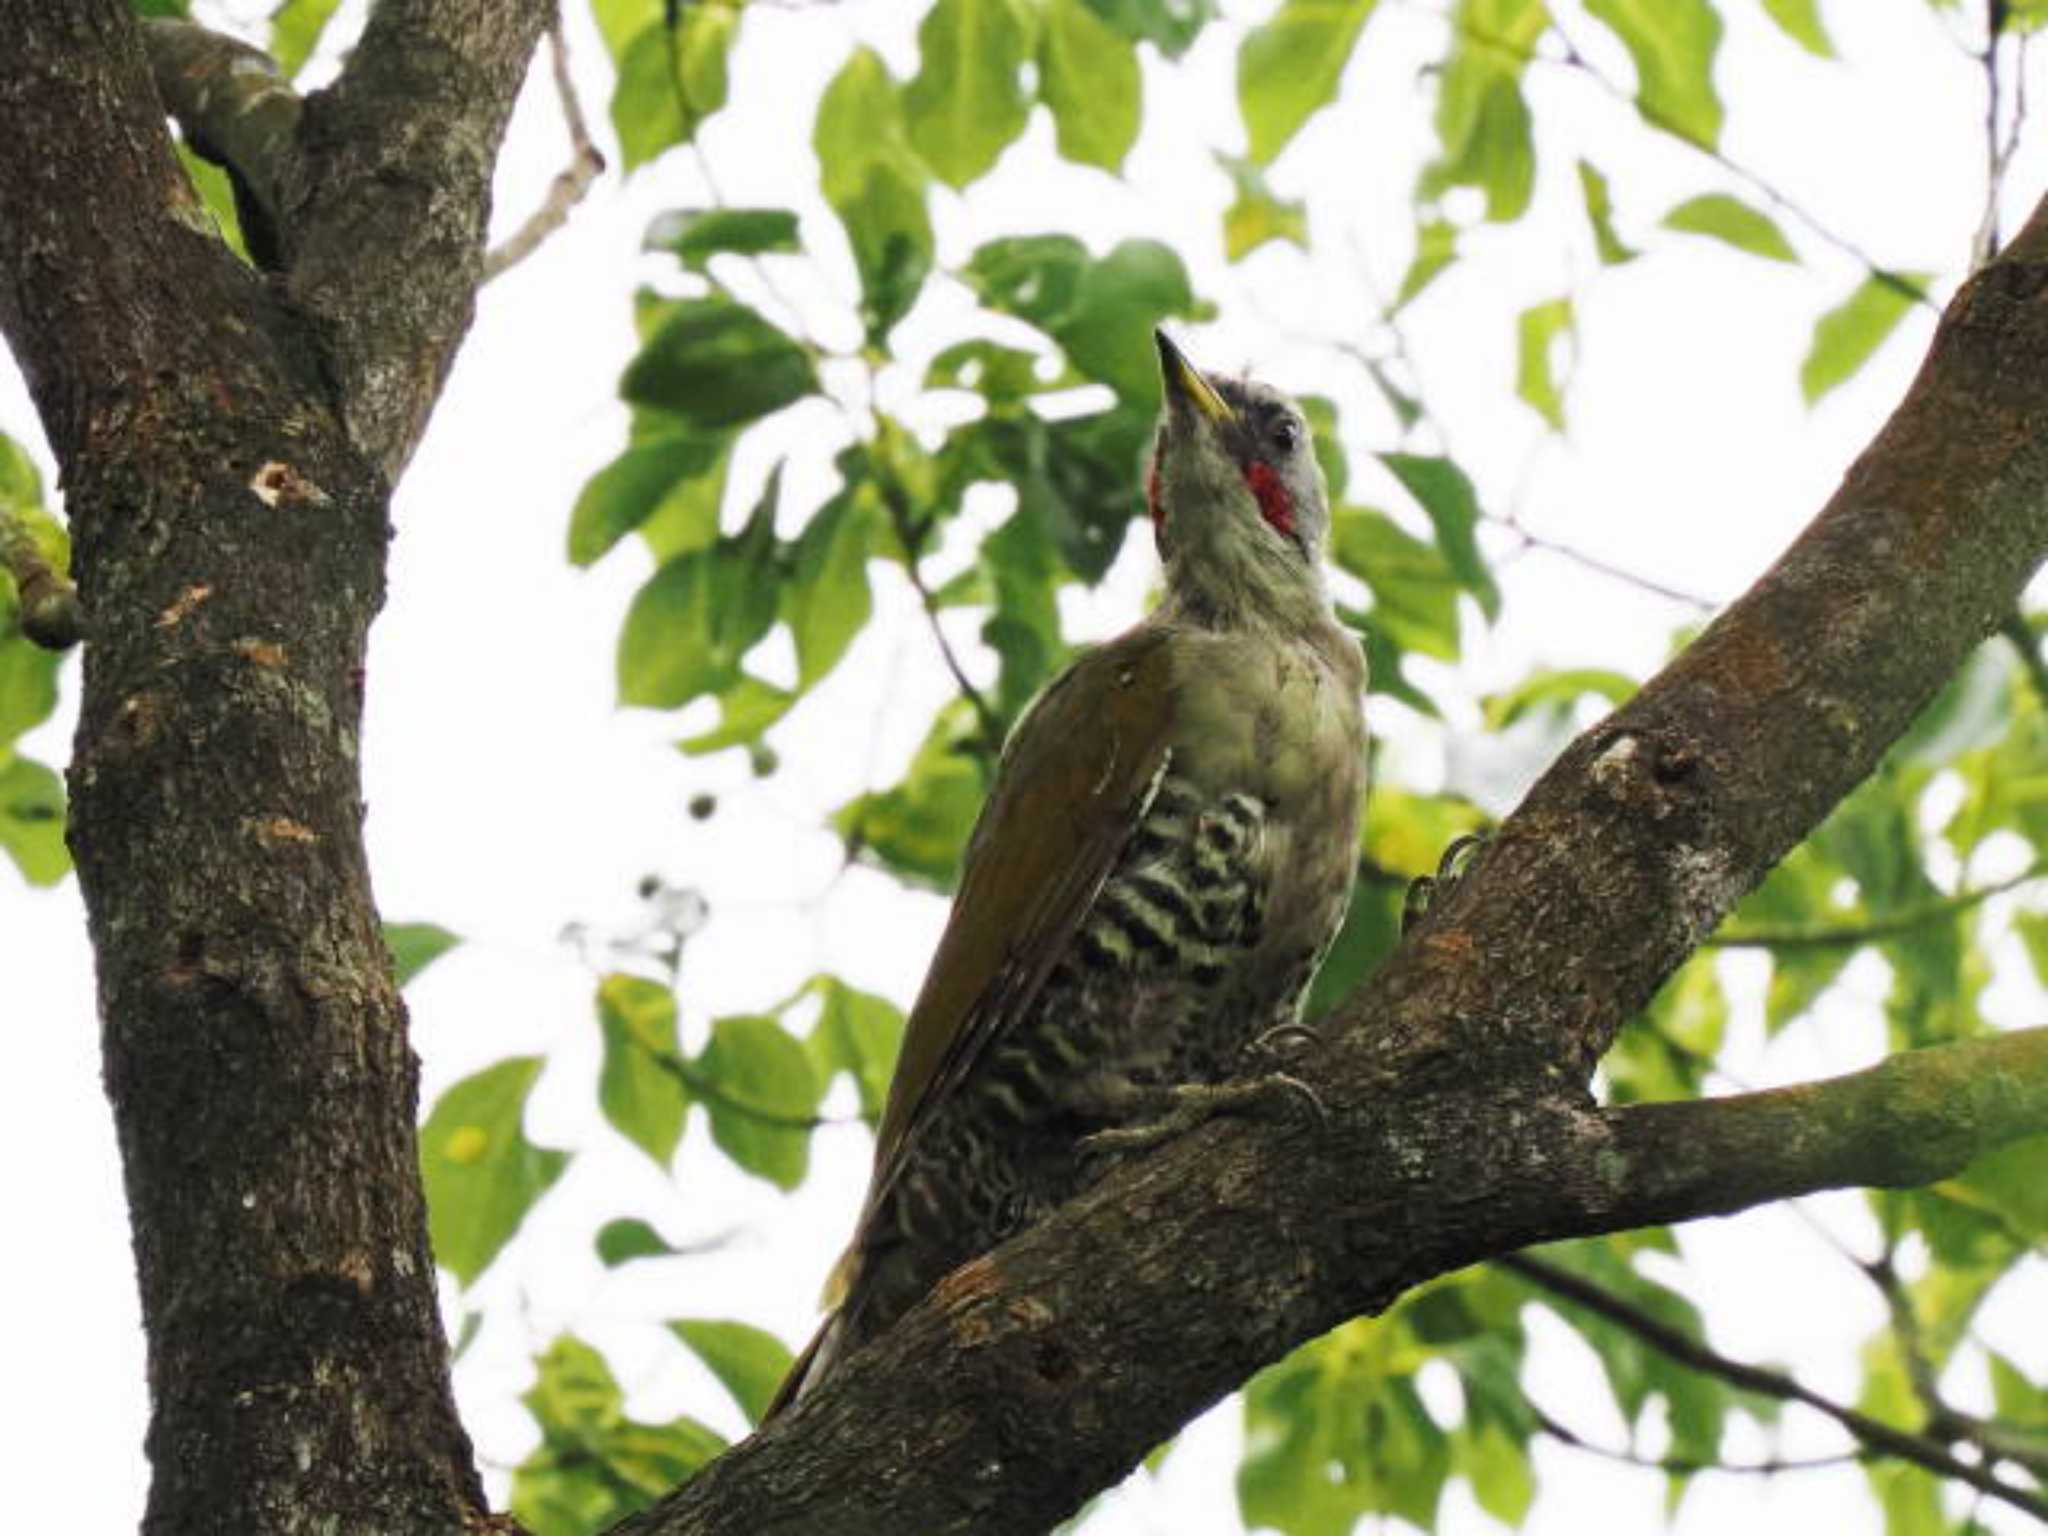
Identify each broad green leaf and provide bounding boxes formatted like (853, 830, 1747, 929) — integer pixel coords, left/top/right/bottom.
(965, 236, 1203, 410)
(1240, 1319, 1453, 1535)
(608, 5, 738, 171)
(621, 298, 815, 430)
(1662, 192, 1796, 263)
(1218, 152, 1310, 261)
(617, 469, 781, 709)
(640, 438, 733, 564)
(1728, 844, 1858, 1032)
(1420, 0, 1543, 223)
(802, 976, 906, 1122)
(596, 1217, 679, 1267)
(1381, 453, 1501, 618)
(1082, 0, 1217, 57)
(1239, 0, 1380, 166)
(695, 1014, 822, 1189)
(1577, 161, 1637, 264)
(512, 1335, 726, 1531)
(835, 701, 989, 889)
(1801, 271, 1931, 405)
(925, 339, 1053, 402)
(174, 145, 247, 262)
(1362, 785, 1488, 877)
(385, 922, 461, 987)
(1516, 296, 1573, 431)
(269, 0, 341, 78)
(678, 675, 797, 757)
(0, 632, 58, 751)
(1302, 877, 1402, 1019)
(1454, 1419, 1535, 1527)
(982, 482, 1069, 721)
(903, 0, 1033, 189)
(597, 974, 689, 1168)
(1395, 219, 1458, 309)
(816, 50, 935, 342)
(644, 207, 801, 271)
(1760, 0, 1834, 56)
(1948, 1132, 2048, 1243)
(1345, 610, 1439, 715)
(781, 491, 872, 689)
(670, 1318, 795, 1427)
(1586, 0, 1724, 149)
(1042, 0, 1142, 172)
(420, 1057, 570, 1287)
(570, 431, 727, 567)
(1484, 668, 1636, 728)
(1331, 508, 1461, 660)
(0, 754, 66, 886)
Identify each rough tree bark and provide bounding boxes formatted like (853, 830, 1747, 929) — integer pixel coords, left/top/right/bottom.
(0, 5, 2042, 1536)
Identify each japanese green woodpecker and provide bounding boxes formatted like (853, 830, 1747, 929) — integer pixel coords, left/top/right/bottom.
(769, 331, 1367, 1412)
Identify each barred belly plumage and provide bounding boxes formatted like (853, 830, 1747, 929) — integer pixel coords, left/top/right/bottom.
(850, 774, 1291, 1338)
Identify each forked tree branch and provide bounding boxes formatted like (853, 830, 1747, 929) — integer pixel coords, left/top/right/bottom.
(615, 196, 2048, 1536)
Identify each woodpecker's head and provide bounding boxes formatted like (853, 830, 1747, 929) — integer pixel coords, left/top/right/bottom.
(1148, 330, 1332, 625)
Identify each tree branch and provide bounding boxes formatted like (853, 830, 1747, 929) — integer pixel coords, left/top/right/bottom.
(1501, 1252, 2048, 1523)
(483, 20, 605, 283)
(609, 191, 2048, 1534)
(1705, 858, 2044, 949)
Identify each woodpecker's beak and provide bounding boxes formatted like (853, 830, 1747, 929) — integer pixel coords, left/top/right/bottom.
(1156, 330, 1234, 426)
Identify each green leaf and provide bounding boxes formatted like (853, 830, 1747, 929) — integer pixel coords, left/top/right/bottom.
(595, 1217, 679, 1267)
(1395, 219, 1458, 310)
(803, 976, 907, 1122)
(678, 674, 796, 757)
(1238, 0, 1380, 166)
(1948, 1132, 2048, 1243)
(570, 431, 727, 567)
(1302, 877, 1402, 1019)
(670, 1318, 795, 1427)
(903, 0, 1033, 189)
(1801, 271, 1931, 406)
(385, 922, 461, 987)
(1042, 0, 1142, 172)
(816, 50, 935, 342)
(835, 701, 989, 889)
(964, 236, 1202, 410)
(597, 974, 690, 1169)
(1759, 0, 1834, 56)
(174, 145, 247, 262)
(420, 1057, 570, 1288)
(1454, 1419, 1535, 1527)
(1420, 0, 1542, 223)
(0, 754, 66, 886)
(781, 491, 872, 690)
(1516, 296, 1573, 431)
(1082, 0, 1217, 57)
(617, 469, 781, 709)
(1661, 192, 1797, 263)
(1218, 151, 1310, 262)
(1483, 668, 1636, 728)
(925, 339, 1054, 402)
(608, 5, 739, 172)
(512, 1335, 727, 1531)
(0, 632, 59, 752)
(644, 207, 801, 271)
(1585, 0, 1725, 149)
(621, 298, 816, 430)
(1331, 508, 1461, 660)
(268, 0, 341, 78)
(981, 480, 1070, 721)
(695, 1014, 822, 1189)
(1577, 161, 1637, 264)
(1380, 453, 1501, 619)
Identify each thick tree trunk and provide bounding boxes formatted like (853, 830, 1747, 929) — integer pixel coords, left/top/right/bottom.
(0, 4, 545, 1531)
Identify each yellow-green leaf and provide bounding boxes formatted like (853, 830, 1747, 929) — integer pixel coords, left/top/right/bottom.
(1218, 152, 1309, 261)
(1585, 0, 1724, 149)
(1041, 0, 1141, 172)
(903, 0, 1033, 189)
(597, 974, 690, 1168)
(1760, 0, 1834, 56)
(670, 1318, 795, 1427)
(1801, 271, 1931, 406)
(1516, 296, 1573, 431)
(1239, 0, 1380, 165)
(1662, 192, 1797, 262)
(420, 1057, 570, 1288)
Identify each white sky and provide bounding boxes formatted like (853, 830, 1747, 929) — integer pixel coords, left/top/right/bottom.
(2, 1, 2045, 1532)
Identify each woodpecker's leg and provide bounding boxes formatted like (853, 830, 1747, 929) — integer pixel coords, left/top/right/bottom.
(1080, 1073, 1326, 1155)
(1401, 831, 1488, 933)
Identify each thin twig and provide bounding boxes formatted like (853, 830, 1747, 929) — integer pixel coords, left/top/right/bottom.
(1527, 1398, 1859, 1478)
(1706, 861, 2044, 949)
(1500, 1252, 2048, 1524)
(1494, 523, 1720, 612)
(482, 21, 605, 283)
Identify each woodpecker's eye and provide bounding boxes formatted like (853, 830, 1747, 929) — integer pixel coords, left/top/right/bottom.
(1271, 416, 1301, 453)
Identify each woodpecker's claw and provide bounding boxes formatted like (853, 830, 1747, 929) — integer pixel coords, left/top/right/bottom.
(1081, 1073, 1327, 1155)
(1249, 1021, 1322, 1058)
(1402, 831, 1489, 933)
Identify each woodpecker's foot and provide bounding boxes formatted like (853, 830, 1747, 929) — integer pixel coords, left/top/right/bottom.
(1402, 831, 1488, 933)
(1081, 1073, 1326, 1155)
(1248, 1020, 1322, 1059)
